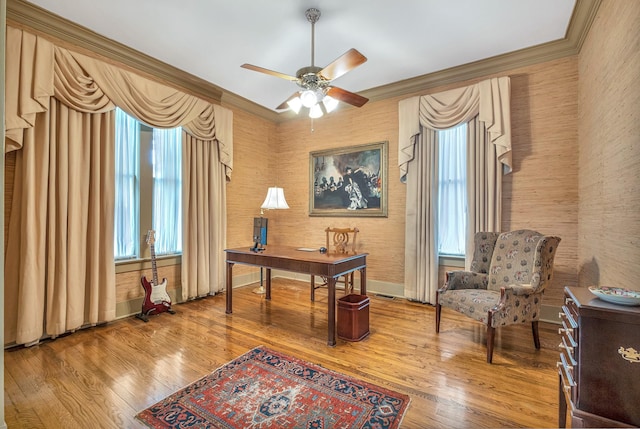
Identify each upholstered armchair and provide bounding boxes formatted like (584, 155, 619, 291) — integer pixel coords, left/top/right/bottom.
(436, 229, 561, 363)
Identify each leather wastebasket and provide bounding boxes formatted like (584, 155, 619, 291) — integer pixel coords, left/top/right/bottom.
(337, 294, 370, 341)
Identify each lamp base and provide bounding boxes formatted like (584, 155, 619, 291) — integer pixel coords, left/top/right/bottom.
(250, 242, 265, 252)
(252, 285, 266, 294)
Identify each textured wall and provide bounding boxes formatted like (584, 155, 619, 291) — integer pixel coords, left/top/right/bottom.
(266, 58, 580, 306)
(17, 11, 634, 309)
(2, 56, 582, 309)
(505, 58, 579, 305)
(577, 0, 640, 290)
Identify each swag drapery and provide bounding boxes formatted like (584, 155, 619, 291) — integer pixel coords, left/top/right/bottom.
(4, 26, 232, 345)
(398, 77, 512, 303)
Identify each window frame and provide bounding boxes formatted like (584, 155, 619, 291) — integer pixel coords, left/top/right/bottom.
(114, 109, 182, 264)
(436, 123, 468, 258)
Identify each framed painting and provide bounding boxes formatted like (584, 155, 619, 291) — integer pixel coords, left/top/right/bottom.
(310, 141, 388, 217)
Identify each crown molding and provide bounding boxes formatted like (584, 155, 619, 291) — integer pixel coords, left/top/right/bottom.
(6, 0, 224, 104)
(220, 91, 281, 123)
(7, 0, 601, 123)
(361, 0, 602, 103)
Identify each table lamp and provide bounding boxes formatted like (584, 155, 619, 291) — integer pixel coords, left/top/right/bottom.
(252, 187, 289, 294)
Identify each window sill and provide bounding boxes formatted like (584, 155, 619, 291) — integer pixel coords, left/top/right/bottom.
(439, 254, 465, 268)
(116, 254, 182, 273)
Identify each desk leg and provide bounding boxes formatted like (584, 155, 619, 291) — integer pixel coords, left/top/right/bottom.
(328, 276, 336, 346)
(265, 268, 272, 300)
(360, 266, 367, 295)
(226, 262, 234, 314)
(310, 275, 315, 301)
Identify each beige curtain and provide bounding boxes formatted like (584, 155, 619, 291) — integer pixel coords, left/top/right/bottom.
(4, 26, 233, 345)
(466, 118, 502, 268)
(398, 77, 511, 303)
(403, 130, 439, 302)
(182, 133, 227, 299)
(5, 28, 117, 345)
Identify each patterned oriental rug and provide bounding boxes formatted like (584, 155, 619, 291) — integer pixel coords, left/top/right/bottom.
(136, 346, 410, 428)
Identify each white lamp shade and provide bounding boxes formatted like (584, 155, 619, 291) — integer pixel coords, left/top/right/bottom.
(309, 103, 324, 118)
(300, 90, 318, 108)
(322, 95, 339, 113)
(261, 187, 290, 209)
(287, 96, 302, 114)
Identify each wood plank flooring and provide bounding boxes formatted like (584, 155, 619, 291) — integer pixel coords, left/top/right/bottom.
(4, 278, 562, 428)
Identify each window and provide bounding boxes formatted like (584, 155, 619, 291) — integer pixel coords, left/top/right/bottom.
(437, 122, 467, 256)
(114, 108, 140, 259)
(114, 108, 182, 260)
(151, 127, 182, 254)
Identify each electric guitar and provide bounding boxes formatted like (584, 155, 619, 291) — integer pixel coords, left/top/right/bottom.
(137, 230, 174, 322)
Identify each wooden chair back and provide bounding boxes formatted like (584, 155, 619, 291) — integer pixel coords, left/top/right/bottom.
(325, 227, 359, 255)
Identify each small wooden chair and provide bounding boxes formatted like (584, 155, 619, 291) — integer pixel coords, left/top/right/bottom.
(310, 227, 359, 301)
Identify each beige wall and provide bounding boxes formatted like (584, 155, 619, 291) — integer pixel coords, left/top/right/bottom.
(250, 57, 580, 307)
(4, 54, 581, 310)
(577, 0, 640, 291)
(7, 0, 638, 315)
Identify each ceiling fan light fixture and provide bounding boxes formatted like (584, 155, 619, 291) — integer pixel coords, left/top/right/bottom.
(309, 103, 324, 118)
(300, 90, 318, 108)
(287, 96, 302, 113)
(322, 95, 339, 113)
(241, 8, 368, 118)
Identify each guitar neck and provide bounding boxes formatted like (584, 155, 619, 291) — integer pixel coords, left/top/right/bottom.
(150, 243, 159, 285)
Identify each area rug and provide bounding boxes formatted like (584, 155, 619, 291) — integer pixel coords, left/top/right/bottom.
(136, 346, 410, 428)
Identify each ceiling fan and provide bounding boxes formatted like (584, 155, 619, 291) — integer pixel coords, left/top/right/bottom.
(241, 8, 369, 118)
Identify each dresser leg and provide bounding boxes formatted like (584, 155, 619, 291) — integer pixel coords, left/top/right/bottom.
(558, 373, 567, 428)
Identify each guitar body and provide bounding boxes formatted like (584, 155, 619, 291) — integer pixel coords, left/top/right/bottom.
(137, 230, 175, 322)
(140, 275, 172, 317)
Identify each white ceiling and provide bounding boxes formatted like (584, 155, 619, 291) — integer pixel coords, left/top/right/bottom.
(25, 0, 577, 112)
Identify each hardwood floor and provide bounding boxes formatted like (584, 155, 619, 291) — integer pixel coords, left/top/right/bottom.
(4, 278, 562, 428)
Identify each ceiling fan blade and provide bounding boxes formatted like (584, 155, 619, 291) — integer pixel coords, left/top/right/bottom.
(275, 92, 302, 110)
(319, 48, 367, 81)
(240, 64, 299, 81)
(326, 86, 369, 108)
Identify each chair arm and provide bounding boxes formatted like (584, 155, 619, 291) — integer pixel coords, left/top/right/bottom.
(439, 271, 489, 292)
(488, 284, 544, 327)
(503, 283, 536, 296)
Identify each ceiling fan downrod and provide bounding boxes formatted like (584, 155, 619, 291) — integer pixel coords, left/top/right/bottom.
(305, 8, 321, 67)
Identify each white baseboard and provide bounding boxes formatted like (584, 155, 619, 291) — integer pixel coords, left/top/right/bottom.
(115, 289, 181, 320)
(540, 304, 561, 324)
(115, 272, 562, 326)
(266, 270, 405, 298)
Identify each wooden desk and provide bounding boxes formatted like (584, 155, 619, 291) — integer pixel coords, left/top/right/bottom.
(225, 245, 367, 346)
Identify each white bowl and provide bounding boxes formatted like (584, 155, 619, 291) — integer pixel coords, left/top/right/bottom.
(589, 286, 640, 306)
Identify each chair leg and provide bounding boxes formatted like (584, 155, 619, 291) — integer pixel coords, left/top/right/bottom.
(532, 321, 541, 349)
(486, 326, 495, 363)
(435, 303, 441, 333)
(347, 272, 354, 294)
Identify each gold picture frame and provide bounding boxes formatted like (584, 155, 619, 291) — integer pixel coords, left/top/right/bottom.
(309, 141, 388, 217)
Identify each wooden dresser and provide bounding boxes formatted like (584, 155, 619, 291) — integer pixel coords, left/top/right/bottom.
(558, 286, 640, 428)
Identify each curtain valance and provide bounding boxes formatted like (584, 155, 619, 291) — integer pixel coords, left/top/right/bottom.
(5, 26, 233, 178)
(398, 77, 511, 181)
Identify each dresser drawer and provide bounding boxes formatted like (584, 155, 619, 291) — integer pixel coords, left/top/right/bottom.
(561, 286, 640, 427)
(558, 302, 579, 404)
(577, 314, 640, 425)
(558, 352, 576, 404)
